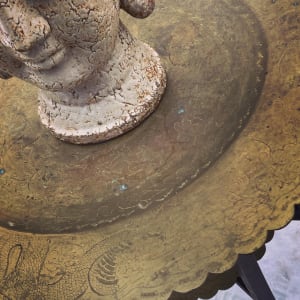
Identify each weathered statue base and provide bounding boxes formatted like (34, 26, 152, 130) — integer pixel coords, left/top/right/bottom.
(38, 25, 166, 144)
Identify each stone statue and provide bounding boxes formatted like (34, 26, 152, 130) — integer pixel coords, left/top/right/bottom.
(0, 0, 166, 144)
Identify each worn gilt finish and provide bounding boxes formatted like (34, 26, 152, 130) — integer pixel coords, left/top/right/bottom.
(0, 0, 299, 299)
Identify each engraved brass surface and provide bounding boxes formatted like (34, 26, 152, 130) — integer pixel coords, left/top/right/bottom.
(0, 0, 299, 299)
(0, 0, 266, 233)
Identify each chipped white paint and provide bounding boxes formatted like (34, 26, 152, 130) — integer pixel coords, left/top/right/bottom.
(0, 0, 166, 144)
(38, 25, 166, 144)
(7, 221, 15, 227)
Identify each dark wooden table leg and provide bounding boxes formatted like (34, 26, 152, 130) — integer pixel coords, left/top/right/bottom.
(236, 254, 275, 300)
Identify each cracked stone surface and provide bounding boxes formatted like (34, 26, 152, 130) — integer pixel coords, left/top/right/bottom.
(0, 0, 166, 144)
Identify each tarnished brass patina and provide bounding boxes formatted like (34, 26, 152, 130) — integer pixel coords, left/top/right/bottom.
(0, 0, 299, 299)
(0, 0, 266, 233)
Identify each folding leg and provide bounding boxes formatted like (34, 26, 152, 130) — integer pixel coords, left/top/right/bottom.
(236, 254, 275, 300)
(294, 204, 300, 221)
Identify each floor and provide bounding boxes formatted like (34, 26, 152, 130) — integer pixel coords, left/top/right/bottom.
(204, 221, 300, 300)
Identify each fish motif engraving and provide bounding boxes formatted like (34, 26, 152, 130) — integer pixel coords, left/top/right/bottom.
(0, 234, 134, 299)
(88, 241, 132, 296)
